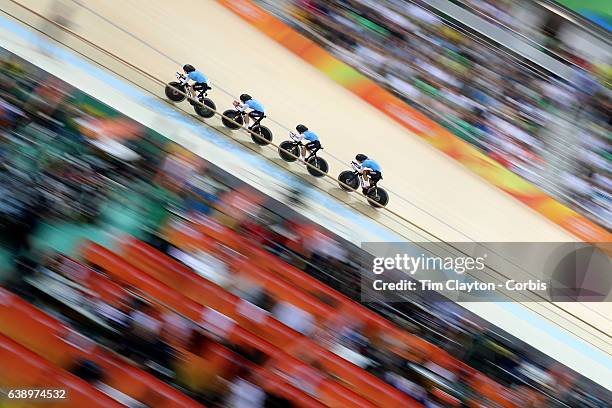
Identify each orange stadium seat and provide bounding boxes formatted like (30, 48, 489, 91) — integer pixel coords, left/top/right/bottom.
(0, 287, 203, 408)
(180, 335, 329, 408)
(82, 241, 418, 408)
(0, 287, 73, 367)
(254, 368, 328, 408)
(0, 333, 124, 408)
(85, 268, 130, 307)
(52, 254, 130, 307)
(115, 237, 424, 408)
(107, 239, 297, 348)
(247, 245, 474, 370)
(173, 344, 328, 408)
(161, 219, 521, 408)
(121, 235, 335, 323)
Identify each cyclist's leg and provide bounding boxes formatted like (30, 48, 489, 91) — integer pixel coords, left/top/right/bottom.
(362, 168, 382, 194)
(183, 82, 193, 97)
(248, 111, 264, 129)
(370, 171, 382, 187)
(304, 141, 320, 161)
(254, 111, 264, 126)
(300, 144, 306, 160)
(361, 168, 371, 193)
(192, 82, 206, 99)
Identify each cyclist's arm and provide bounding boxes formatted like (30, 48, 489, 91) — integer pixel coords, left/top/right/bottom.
(290, 131, 304, 141)
(233, 99, 246, 111)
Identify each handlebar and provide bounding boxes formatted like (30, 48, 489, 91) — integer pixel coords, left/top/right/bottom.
(233, 101, 247, 112)
(176, 72, 186, 80)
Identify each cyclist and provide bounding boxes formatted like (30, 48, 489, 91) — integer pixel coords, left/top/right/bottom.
(236, 94, 265, 129)
(354, 154, 382, 194)
(290, 124, 321, 162)
(181, 64, 210, 99)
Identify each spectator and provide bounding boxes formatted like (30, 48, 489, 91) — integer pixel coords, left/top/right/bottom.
(226, 367, 267, 408)
(70, 358, 105, 385)
(261, 0, 612, 228)
(122, 300, 170, 368)
(161, 310, 194, 349)
(272, 300, 315, 336)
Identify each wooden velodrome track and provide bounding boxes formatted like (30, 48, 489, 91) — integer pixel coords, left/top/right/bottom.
(1, 0, 610, 389)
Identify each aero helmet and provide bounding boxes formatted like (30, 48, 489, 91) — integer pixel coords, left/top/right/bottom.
(355, 154, 368, 162)
(240, 94, 252, 102)
(183, 64, 196, 73)
(296, 124, 308, 133)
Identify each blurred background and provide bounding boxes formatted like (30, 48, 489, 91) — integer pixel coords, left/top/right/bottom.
(257, 0, 611, 229)
(0, 0, 610, 407)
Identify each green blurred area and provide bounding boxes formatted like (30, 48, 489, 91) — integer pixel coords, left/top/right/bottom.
(555, 0, 612, 30)
(0, 48, 176, 281)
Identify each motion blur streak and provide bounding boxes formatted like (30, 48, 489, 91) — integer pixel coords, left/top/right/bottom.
(0, 1, 610, 407)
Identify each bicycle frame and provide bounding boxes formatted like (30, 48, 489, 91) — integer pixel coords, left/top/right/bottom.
(288, 136, 320, 161)
(175, 72, 201, 100)
(349, 166, 379, 192)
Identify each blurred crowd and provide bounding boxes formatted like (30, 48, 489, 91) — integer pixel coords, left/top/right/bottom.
(7, 155, 606, 407)
(1, 42, 610, 407)
(0, 51, 166, 255)
(256, 0, 611, 229)
(453, 0, 609, 67)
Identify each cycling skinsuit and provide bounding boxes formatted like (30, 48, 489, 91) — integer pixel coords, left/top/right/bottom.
(303, 131, 319, 142)
(302, 130, 321, 151)
(245, 99, 265, 114)
(185, 70, 210, 93)
(361, 159, 382, 183)
(244, 99, 265, 125)
(188, 71, 209, 84)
